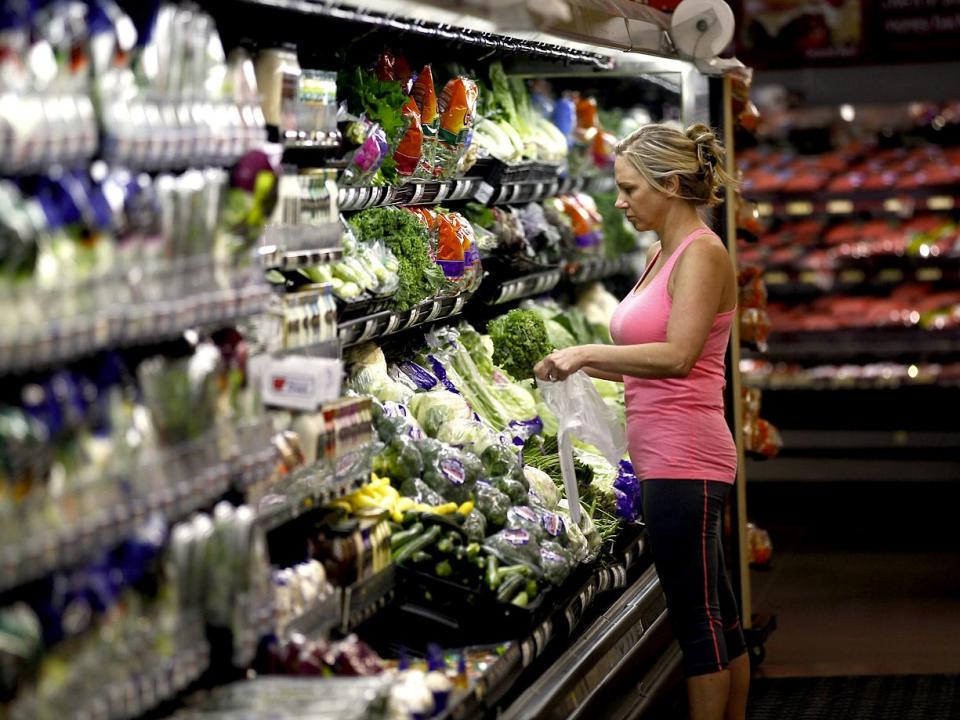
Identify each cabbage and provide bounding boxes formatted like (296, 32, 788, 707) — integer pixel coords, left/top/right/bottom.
(408, 390, 474, 436)
(493, 382, 538, 422)
(544, 319, 577, 349)
(525, 466, 560, 509)
(435, 418, 503, 456)
(347, 343, 414, 403)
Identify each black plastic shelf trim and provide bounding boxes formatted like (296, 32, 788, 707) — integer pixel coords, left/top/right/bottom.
(498, 565, 663, 720)
(233, 0, 613, 69)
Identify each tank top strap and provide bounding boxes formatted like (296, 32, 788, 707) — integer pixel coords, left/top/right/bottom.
(662, 228, 717, 274)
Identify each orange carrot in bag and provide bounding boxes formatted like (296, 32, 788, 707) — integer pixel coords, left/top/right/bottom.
(394, 97, 424, 176)
(438, 77, 478, 145)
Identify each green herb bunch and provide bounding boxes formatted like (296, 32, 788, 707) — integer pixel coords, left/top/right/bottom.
(488, 308, 555, 380)
(348, 207, 444, 311)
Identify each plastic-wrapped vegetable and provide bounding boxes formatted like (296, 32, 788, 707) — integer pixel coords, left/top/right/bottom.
(342, 121, 389, 186)
(421, 444, 477, 504)
(614, 459, 642, 523)
(525, 466, 560, 509)
(409, 389, 474, 437)
(475, 481, 511, 527)
(347, 343, 414, 403)
(373, 435, 424, 482)
(540, 541, 575, 585)
(435, 77, 478, 179)
(483, 528, 541, 569)
(375, 401, 426, 442)
(400, 477, 447, 507)
(411, 65, 439, 178)
(480, 443, 522, 480)
(494, 475, 528, 505)
(393, 97, 424, 178)
(435, 418, 503, 457)
(555, 502, 591, 563)
(506, 506, 546, 540)
(462, 509, 487, 542)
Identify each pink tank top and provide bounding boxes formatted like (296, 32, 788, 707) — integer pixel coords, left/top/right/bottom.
(609, 229, 737, 483)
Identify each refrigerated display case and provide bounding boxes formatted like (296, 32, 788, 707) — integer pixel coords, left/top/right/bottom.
(0, 1, 767, 717)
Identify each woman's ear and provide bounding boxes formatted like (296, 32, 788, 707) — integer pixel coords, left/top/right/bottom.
(664, 175, 680, 196)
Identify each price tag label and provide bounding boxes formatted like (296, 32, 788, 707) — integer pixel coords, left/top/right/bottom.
(255, 353, 344, 412)
(533, 181, 546, 199)
(453, 295, 466, 315)
(475, 181, 494, 204)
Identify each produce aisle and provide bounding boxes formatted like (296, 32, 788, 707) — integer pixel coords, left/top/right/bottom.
(0, 1, 753, 718)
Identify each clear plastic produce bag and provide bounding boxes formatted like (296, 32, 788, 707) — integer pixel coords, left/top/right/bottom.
(540, 370, 626, 523)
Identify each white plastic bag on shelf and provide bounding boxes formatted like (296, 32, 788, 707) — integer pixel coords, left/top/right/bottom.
(539, 370, 626, 523)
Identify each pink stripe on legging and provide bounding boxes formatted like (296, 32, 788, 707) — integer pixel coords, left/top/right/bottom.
(702, 480, 722, 670)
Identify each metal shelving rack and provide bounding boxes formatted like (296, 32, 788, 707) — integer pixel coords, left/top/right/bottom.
(0, 2, 758, 717)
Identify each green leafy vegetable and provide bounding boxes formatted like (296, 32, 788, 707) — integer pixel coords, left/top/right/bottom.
(594, 190, 641, 259)
(338, 67, 409, 141)
(349, 207, 444, 311)
(488, 309, 555, 380)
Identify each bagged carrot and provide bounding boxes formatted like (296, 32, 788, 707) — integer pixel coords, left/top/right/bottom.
(393, 97, 424, 178)
(434, 77, 478, 179)
(411, 65, 439, 179)
(447, 212, 482, 292)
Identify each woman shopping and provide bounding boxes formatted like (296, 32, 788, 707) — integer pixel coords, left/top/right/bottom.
(534, 122, 749, 720)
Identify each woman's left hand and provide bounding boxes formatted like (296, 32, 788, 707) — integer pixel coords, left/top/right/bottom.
(534, 347, 588, 382)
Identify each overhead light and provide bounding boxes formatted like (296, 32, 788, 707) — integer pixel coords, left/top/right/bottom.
(840, 104, 856, 122)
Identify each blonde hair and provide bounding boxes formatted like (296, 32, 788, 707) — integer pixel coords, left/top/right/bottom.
(615, 123, 737, 207)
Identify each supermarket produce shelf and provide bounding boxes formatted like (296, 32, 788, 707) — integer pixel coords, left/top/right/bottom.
(335, 173, 616, 213)
(343, 565, 396, 630)
(500, 564, 668, 720)
(0, 419, 277, 595)
(761, 261, 957, 298)
(741, 327, 960, 363)
(255, 449, 373, 533)
(338, 293, 471, 347)
(0, 278, 271, 375)
(748, 186, 960, 219)
(11, 639, 213, 720)
(431, 529, 648, 719)
(285, 591, 342, 639)
(743, 370, 960, 391)
(484, 269, 565, 305)
(565, 253, 642, 284)
(227, 0, 613, 69)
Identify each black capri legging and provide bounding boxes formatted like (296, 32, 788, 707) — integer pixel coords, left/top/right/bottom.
(642, 479, 748, 678)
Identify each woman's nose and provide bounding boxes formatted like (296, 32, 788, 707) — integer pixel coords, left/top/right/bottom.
(615, 196, 628, 209)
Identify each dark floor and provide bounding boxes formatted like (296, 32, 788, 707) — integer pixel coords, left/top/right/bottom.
(748, 675, 960, 720)
(640, 480, 960, 719)
(747, 480, 960, 678)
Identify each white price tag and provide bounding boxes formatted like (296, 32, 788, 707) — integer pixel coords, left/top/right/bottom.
(254, 353, 343, 412)
(475, 181, 495, 204)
